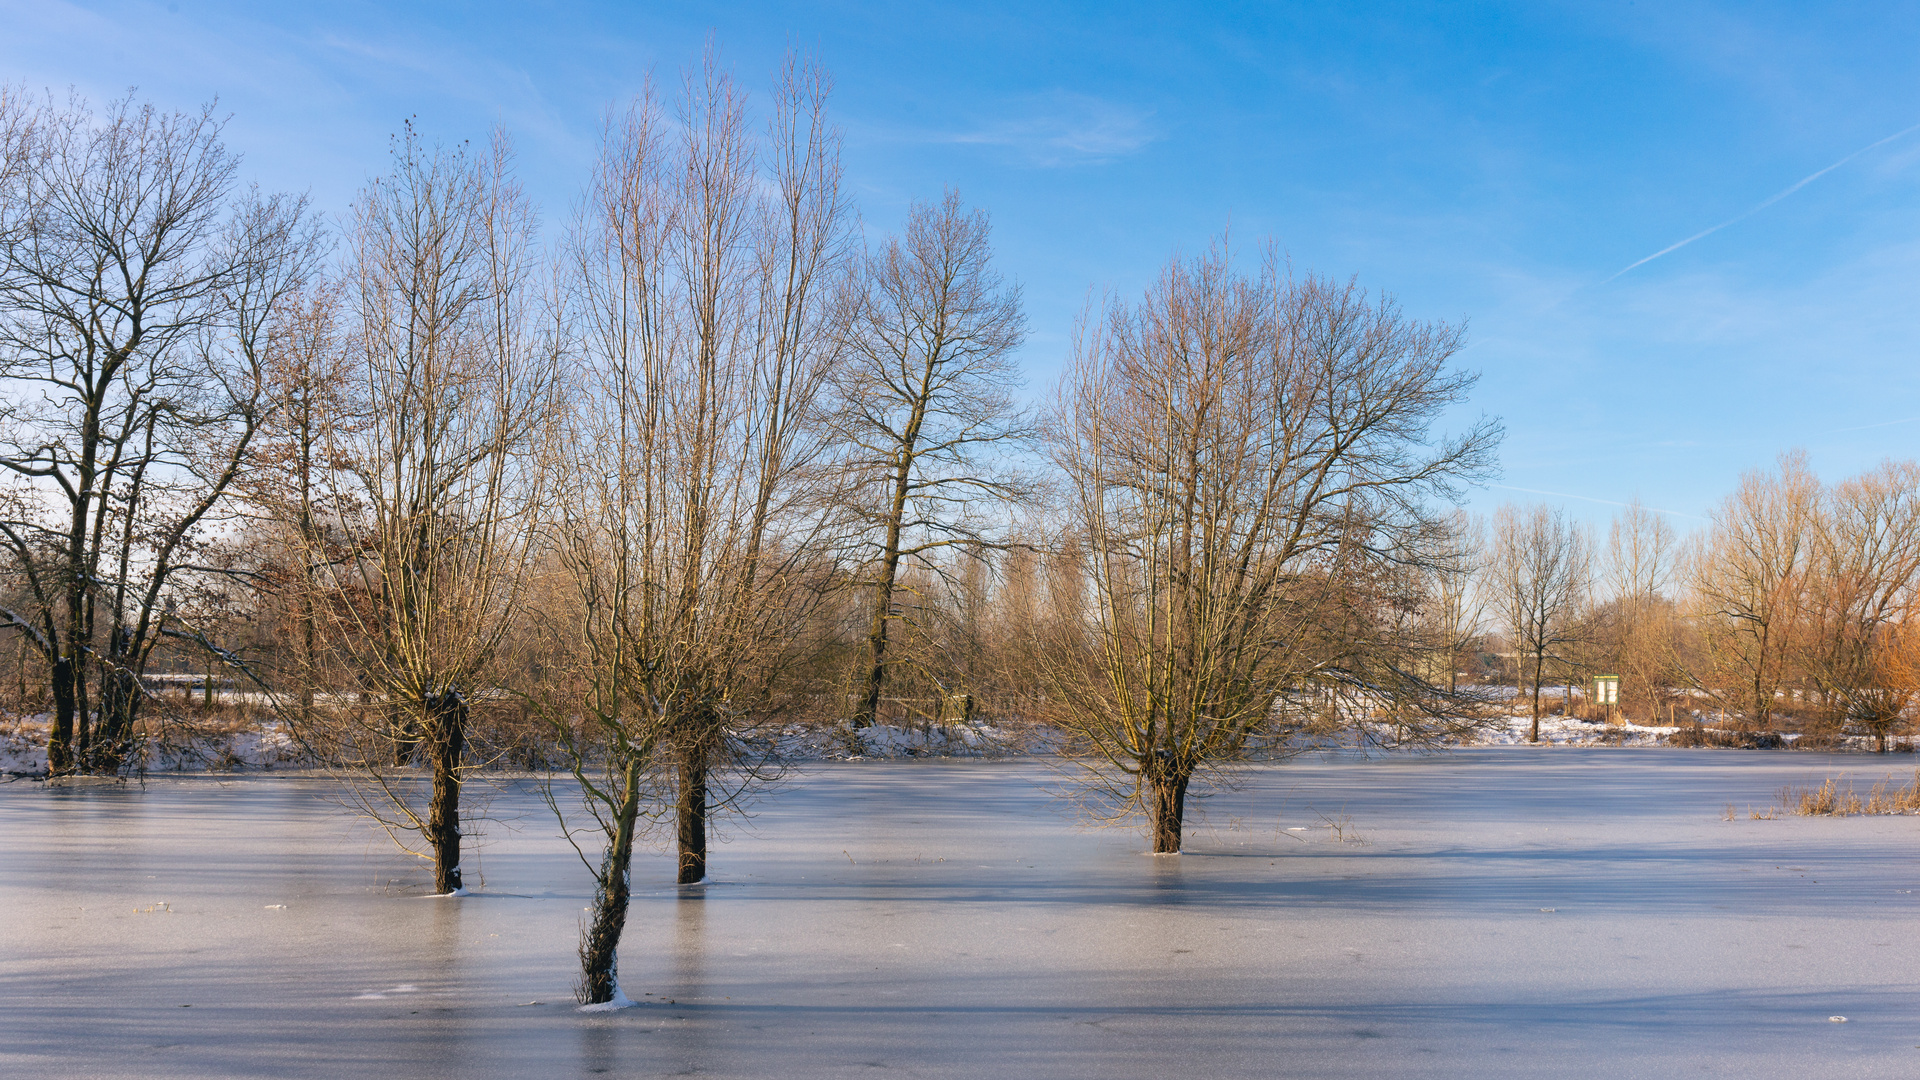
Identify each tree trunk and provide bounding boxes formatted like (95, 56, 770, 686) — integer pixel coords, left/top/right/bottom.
(93, 651, 141, 773)
(73, 663, 92, 769)
(676, 733, 709, 884)
(579, 758, 642, 1005)
(298, 590, 316, 733)
(1149, 771, 1188, 854)
(47, 656, 76, 775)
(1529, 652, 1544, 743)
(853, 594, 890, 730)
(853, 457, 915, 731)
(426, 691, 467, 894)
(853, 554, 902, 730)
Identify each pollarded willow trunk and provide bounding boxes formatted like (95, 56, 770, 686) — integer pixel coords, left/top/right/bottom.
(579, 758, 643, 1005)
(1149, 771, 1189, 854)
(426, 691, 468, 894)
(675, 733, 709, 885)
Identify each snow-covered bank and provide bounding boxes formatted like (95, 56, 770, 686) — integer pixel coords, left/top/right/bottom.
(6, 706, 1912, 782)
(1469, 713, 1680, 746)
(1459, 711, 1918, 752)
(0, 713, 308, 777)
(753, 720, 1045, 761)
(0, 717, 44, 775)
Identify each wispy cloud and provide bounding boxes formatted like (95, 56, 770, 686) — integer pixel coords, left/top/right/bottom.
(1603, 119, 1920, 283)
(933, 91, 1157, 167)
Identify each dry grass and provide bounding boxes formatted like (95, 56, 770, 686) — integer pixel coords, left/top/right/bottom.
(1668, 727, 1786, 749)
(1780, 771, 1920, 817)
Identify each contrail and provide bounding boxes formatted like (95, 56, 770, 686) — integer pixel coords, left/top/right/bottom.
(1828, 416, 1920, 434)
(1489, 484, 1707, 521)
(1603, 120, 1920, 284)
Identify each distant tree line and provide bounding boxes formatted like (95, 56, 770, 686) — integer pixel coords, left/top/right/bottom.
(1477, 452, 1920, 751)
(0, 57, 1501, 1002)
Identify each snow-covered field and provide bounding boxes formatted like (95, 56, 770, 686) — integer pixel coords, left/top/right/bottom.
(1476, 712, 1681, 745)
(0, 714, 309, 776)
(4, 750, 1919, 1078)
(0, 717, 1025, 775)
(3, 703, 1908, 775)
(758, 719, 1040, 759)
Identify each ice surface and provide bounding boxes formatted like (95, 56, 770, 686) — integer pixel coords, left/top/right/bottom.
(4, 750, 1919, 1077)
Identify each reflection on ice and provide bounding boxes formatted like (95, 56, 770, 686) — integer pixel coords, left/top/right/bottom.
(353, 984, 421, 1000)
(4, 751, 1920, 1077)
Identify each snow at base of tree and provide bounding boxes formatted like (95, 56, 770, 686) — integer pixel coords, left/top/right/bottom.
(577, 987, 636, 1013)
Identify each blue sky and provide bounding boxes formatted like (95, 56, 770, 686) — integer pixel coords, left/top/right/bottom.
(7, 0, 1919, 530)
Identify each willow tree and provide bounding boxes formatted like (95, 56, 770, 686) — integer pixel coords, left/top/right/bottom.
(315, 124, 556, 894)
(552, 53, 849, 1005)
(0, 92, 315, 773)
(1047, 244, 1498, 853)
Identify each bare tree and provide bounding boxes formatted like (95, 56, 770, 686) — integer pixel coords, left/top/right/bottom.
(313, 123, 556, 894)
(833, 190, 1031, 730)
(0, 92, 316, 773)
(1801, 460, 1920, 750)
(1491, 504, 1592, 741)
(1047, 244, 1498, 853)
(1602, 497, 1678, 719)
(0, 85, 34, 204)
(550, 52, 851, 1004)
(1687, 452, 1818, 730)
(1606, 498, 1676, 605)
(238, 280, 364, 732)
(1422, 510, 1487, 694)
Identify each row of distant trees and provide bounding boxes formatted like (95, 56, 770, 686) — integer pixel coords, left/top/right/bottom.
(0, 59, 1500, 1001)
(1472, 453, 1920, 750)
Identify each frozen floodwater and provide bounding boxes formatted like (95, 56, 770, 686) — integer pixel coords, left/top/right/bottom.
(4, 749, 1919, 1078)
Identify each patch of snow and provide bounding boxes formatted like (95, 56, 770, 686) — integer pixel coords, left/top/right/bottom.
(1, 714, 49, 776)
